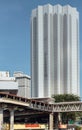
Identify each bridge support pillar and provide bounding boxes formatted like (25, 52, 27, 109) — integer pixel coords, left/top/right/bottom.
(49, 112, 54, 130)
(58, 112, 61, 122)
(10, 109, 14, 130)
(0, 109, 3, 130)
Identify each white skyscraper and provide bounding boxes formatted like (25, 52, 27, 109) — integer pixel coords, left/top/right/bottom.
(31, 4, 80, 98)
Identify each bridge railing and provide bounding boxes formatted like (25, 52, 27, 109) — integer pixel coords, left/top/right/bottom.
(0, 92, 82, 112)
(0, 92, 53, 112)
(53, 102, 82, 112)
(29, 100, 53, 112)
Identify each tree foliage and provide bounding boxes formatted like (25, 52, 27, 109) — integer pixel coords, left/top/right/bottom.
(52, 94, 81, 123)
(52, 94, 80, 102)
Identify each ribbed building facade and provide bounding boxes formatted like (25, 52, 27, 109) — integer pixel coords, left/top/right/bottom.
(31, 4, 80, 98)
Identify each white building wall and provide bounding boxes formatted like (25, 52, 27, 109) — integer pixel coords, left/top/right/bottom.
(37, 6, 44, 97)
(0, 71, 18, 94)
(14, 72, 31, 98)
(31, 4, 80, 98)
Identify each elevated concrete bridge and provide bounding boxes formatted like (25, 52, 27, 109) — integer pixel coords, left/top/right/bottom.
(0, 92, 82, 130)
(1, 92, 82, 112)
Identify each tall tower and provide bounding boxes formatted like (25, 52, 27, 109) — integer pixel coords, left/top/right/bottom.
(31, 4, 80, 98)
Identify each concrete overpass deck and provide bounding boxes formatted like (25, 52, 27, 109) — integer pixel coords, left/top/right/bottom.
(0, 92, 82, 130)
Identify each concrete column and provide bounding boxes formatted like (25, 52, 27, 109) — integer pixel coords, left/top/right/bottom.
(49, 112, 54, 130)
(0, 109, 3, 130)
(10, 109, 14, 130)
(58, 112, 61, 122)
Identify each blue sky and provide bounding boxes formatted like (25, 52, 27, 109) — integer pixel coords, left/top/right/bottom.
(0, 0, 82, 96)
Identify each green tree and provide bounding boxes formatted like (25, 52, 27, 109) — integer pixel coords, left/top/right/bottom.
(52, 94, 80, 102)
(52, 94, 81, 123)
